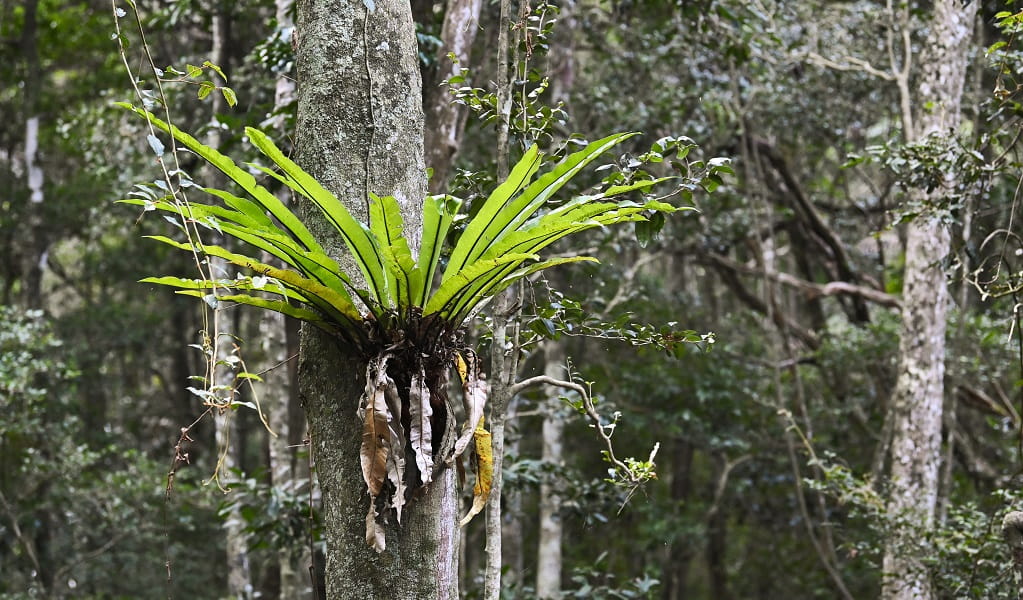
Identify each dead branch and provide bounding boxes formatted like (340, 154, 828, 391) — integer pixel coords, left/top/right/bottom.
(994, 379, 1023, 427)
(803, 51, 895, 81)
(957, 383, 1015, 422)
(704, 454, 751, 524)
(709, 256, 820, 349)
(703, 251, 898, 309)
(602, 251, 663, 316)
(0, 489, 44, 589)
(753, 139, 872, 322)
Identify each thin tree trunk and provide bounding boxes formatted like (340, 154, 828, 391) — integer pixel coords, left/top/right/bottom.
(424, 0, 482, 192)
(202, 5, 252, 595)
(881, 2, 975, 599)
(536, 341, 565, 599)
(262, 308, 312, 598)
(1003, 511, 1023, 600)
(213, 311, 253, 598)
(661, 439, 694, 600)
(263, 0, 308, 594)
(548, 0, 574, 108)
(484, 288, 518, 600)
(483, 0, 515, 595)
(294, 0, 458, 597)
(20, 0, 44, 308)
(500, 397, 524, 589)
(269, 0, 296, 133)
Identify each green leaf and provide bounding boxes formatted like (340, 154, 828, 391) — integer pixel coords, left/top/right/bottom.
(635, 212, 665, 248)
(369, 194, 422, 311)
(424, 254, 539, 321)
(117, 104, 324, 254)
(490, 256, 599, 298)
(119, 196, 262, 233)
(221, 87, 238, 108)
(198, 81, 215, 100)
(245, 127, 390, 308)
(141, 237, 362, 326)
(177, 291, 341, 335)
(444, 133, 636, 282)
(417, 194, 462, 306)
(444, 145, 543, 278)
(203, 60, 227, 81)
(450, 256, 599, 326)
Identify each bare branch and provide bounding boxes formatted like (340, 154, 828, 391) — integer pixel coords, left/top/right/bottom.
(52, 531, 134, 584)
(508, 374, 639, 482)
(0, 489, 44, 589)
(704, 251, 899, 309)
(803, 51, 895, 81)
(704, 454, 751, 523)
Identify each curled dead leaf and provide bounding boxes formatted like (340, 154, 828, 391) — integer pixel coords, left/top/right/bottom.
(366, 504, 386, 553)
(453, 368, 487, 459)
(459, 418, 493, 527)
(409, 365, 434, 485)
(360, 385, 391, 497)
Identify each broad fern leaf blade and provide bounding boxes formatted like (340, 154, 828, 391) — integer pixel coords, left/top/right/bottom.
(444, 146, 542, 278)
(417, 194, 461, 306)
(425, 254, 538, 322)
(245, 127, 390, 308)
(117, 103, 322, 253)
(142, 236, 362, 325)
(443, 134, 636, 282)
(369, 194, 421, 310)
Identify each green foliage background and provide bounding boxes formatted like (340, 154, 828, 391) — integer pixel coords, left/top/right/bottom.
(3, 0, 1023, 598)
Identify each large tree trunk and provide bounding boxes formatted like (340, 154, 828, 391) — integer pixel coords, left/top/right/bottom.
(881, 2, 975, 599)
(293, 0, 458, 597)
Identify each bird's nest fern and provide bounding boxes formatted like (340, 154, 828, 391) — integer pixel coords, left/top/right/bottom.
(119, 102, 687, 550)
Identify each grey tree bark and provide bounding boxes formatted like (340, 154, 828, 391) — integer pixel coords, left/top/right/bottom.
(483, 0, 515, 595)
(213, 337, 254, 599)
(499, 401, 524, 589)
(293, 0, 458, 597)
(536, 341, 565, 599)
(881, 1, 976, 599)
(261, 308, 312, 598)
(1002, 511, 1023, 600)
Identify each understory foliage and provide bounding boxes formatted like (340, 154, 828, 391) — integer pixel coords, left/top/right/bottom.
(0, 308, 220, 597)
(121, 104, 728, 550)
(9, 0, 1023, 595)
